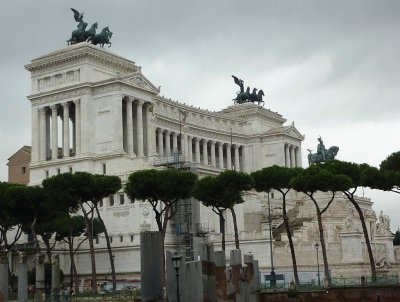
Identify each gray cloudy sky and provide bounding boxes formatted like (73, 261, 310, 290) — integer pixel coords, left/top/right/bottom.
(1, 1, 399, 229)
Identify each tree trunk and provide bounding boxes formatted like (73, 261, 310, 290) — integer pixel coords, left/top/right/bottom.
(95, 206, 116, 291)
(80, 202, 97, 293)
(217, 210, 226, 251)
(311, 198, 331, 286)
(31, 213, 40, 253)
(345, 192, 376, 278)
(282, 193, 300, 285)
(42, 236, 52, 264)
(230, 207, 240, 249)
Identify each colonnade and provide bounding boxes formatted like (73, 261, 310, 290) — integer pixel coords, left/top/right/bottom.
(32, 100, 79, 162)
(284, 143, 301, 167)
(122, 97, 154, 157)
(156, 127, 244, 171)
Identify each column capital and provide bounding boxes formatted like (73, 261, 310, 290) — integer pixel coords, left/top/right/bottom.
(234, 144, 240, 150)
(172, 132, 179, 138)
(62, 102, 70, 108)
(73, 99, 81, 107)
(210, 140, 216, 145)
(38, 107, 47, 113)
(136, 99, 145, 106)
(126, 97, 134, 104)
(50, 104, 58, 111)
(202, 139, 209, 143)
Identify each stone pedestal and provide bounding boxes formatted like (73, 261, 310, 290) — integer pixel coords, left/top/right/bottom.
(166, 250, 185, 302)
(140, 232, 163, 302)
(0, 251, 8, 302)
(215, 251, 228, 301)
(195, 243, 216, 301)
(341, 232, 363, 263)
(17, 252, 28, 302)
(34, 254, 45, 302)
(183, 261, 203, 302)
(375, 235, 395, 264)
(52, 255, 61, 302)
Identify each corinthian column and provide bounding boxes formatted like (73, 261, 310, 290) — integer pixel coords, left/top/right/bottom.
(188, 136, 193, 162)
(146, 104, 155, 157)
(62, 102, 70, 158)
(39, 107, 47, 161)
(51, 105, 58, 160)
(285, 144, 290, 167)
(165, 130, 171, 156)
(126, 98, 134, 155)
(234, 145, 240, 171)
(210, 141, 216, 167)
(136, 100, 144, 157)
(226, 144, 232, 170)
(218, 142, 224, 169)
(202, 139, 208, 165)
(290, 146, 295, 168)
(172, 132, 178, 153)
(74, 100, 81, 155)
(31, 108, 40, 162)
(195, 138, 201, 163)
(157, 128, 164, 157)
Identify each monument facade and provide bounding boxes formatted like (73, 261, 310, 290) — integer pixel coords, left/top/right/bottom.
(22, 43, 398, 287)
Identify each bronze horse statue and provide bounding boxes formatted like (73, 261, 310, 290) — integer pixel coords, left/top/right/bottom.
(248, 88, 265, 106)
(232, 75, 265, 106)
(66, 8, 112, 48)
(308, 146, 339, 165)
(88, 26, 113, 48)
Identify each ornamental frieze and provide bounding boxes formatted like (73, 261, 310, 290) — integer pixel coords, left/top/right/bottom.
(29, 87, 91, 106)
(93, 83, 122, 95)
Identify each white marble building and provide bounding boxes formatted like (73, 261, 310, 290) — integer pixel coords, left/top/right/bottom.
(24, 43, 398, 284)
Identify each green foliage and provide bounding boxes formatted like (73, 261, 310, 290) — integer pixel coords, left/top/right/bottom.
(192, 176, 222, 209)
(380, 151, 400, 172)
(393, 230, 400, 246)
(290, 164, 353, 194)
(217, 170, 253, 208)
(251, 165, 302, 193)
(125, 169, 197, 205)
(0, 182, 22, 245)
(360, 166, 394, 191)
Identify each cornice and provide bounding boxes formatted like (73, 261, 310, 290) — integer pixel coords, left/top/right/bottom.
(25, 43, 138, 75)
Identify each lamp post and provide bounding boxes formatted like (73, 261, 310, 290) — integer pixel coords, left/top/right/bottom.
(314, 242, 320, 286)
(171, 253, 182, 302)
(267, 191, 276, 286)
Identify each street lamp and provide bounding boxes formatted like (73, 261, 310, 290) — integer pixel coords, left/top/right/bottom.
(267, 191, 276, 286)
(314, 242, 321, 286)
(171, 253, 182, 302)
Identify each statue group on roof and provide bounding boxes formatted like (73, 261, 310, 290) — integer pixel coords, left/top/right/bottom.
(66, 8, 113, 48)
(232, 75, 265, 106)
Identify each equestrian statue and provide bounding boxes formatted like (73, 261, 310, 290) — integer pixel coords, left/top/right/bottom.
(232, 75, 264, 106)
(66, 8, 112, 48)
(307, 137, 339, 165)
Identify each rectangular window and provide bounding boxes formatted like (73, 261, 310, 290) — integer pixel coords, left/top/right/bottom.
(21, 167, 26, 174)
(109, 195, 114, 206)
(119, 194, 125, 205)
(57, 168, 61, 175)
(130, 235, 134, 242)
(95, 236, 99, 244)
(69, 167, 73, 173)
(120, 235, 123, 243)
(45, 170, 49, 179)
(99, 200, 103, 207)
(102, 163, 107, 175)
(110, 236, 113, 243)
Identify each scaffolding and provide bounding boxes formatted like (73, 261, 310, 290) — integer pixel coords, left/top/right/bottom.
(153, 152, 202, 261)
